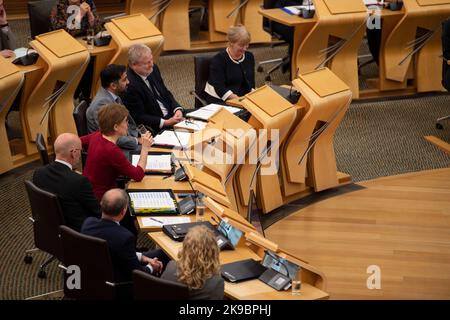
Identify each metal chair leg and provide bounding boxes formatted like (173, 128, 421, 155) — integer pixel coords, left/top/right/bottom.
(436, 115, 450, 129)
(38, 255, 57, 279)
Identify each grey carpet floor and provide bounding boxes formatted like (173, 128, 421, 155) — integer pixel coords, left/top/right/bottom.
(1, 20, 450, 299)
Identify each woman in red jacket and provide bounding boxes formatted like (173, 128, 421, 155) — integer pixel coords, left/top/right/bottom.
(81, 103, 152, 200)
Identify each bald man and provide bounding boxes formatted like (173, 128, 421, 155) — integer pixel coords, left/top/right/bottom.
(33, 133, 100, 231)
(82, 189, 169, 286)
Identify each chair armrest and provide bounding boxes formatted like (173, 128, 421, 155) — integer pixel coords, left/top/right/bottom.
(105, 281, 133, 287)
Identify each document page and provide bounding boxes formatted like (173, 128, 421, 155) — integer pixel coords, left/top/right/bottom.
(141, 216, 191, 227)
(186, 104, 242, 121)
(153, 130, 191, 148)
(131, 154, 172, 172)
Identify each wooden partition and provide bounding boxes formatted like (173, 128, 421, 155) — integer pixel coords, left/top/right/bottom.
(23, 30, 89, 153)
(379, 0, 450, 93)
(0, 57, 25, 174)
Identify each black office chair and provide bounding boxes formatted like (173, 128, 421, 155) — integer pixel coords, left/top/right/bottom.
(190, 54, 214, 108)
(437, 18, 450, 129)
(59, 225, 132, 300)
(35, 133, 50, 166)
(23, 180, 65, 279)
(132, 269, 189, 300)
(257, 0, 292, 82)
(73, 100, 89, 137)
(27, 0, 57, 39)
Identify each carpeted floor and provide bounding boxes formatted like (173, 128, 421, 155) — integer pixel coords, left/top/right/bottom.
(1, 20, 450, 300)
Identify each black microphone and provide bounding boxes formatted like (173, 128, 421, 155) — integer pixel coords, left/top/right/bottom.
(172, 129, 198, 197)
(264, 250, 291, 279)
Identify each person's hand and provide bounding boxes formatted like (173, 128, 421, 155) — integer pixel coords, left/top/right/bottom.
(164, 116, 183, 127)
(140, 131, 153, 149)
(227, 94, 240, 101)
(174, 109, 184, 120)
(142, 256, 163, 275)
(0, 49, 14, 58)
(79, 2, 91, 17)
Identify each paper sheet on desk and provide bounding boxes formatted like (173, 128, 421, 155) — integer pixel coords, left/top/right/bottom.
(141, 216, 191, 227)
(186, 104, 242, 121)
(153, 130, 191, 148)
(131, 154, 172, 172)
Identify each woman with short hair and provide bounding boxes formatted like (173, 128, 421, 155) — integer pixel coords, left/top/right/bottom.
(161, 225, 224, 300)
(204, 24, 255, 104)
(80, 103, 153, 200)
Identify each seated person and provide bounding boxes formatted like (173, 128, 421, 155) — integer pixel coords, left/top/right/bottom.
(33, 133, 100, 231)
(81, 103, 153, 201)
(205, 25, 255, 105)
(50, 0, 102, 37)
(122, 44, 184, 134)
(161, 225, 224, 300)
(87, 64, 141, 151)
(0, 0, 15, 58)
(81, 189, 169, 284)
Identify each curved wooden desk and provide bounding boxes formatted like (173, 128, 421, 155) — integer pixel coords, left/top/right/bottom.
(0, 57, 25, 174)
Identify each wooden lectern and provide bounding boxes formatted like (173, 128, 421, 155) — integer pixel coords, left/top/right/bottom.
(0, 57, 24, 174)
(22, 30, 89, 155)
(292, 0, 368, 98)
(184, 107, 258, 214)
(281, 68, 352, 199)
(240, 85, 297, 214)
(380, 0, 450, 93)
(104, 13, 164, 67)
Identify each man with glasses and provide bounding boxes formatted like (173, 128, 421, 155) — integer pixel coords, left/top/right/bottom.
(87, 64, 142, 151)
(123, 44, 185, 134)
(33, 133, 101, 231)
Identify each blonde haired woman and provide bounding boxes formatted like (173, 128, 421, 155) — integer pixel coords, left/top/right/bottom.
(204, 24, 255, 105)
(161, 225, 224, 300)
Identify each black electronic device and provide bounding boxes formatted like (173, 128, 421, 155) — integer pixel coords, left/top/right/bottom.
(162, 221, 215, 241)
(178, 195, 196, 215)
(12, 51, 39, 66)
(94, 34, 112, 47)
(258, 250, 301, 291)
(221, 259, 267, 283)
(387, 1, 403, 11)
(174, 167, 187, 181)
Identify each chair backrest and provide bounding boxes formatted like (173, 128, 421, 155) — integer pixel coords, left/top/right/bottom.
(36, 133, 50, 165)
(73, 100, 89, 137)
(27, 0, 57, 39)
(194, 54, 214, 108)
(262, 0, 279, 34)
(59, 225, 118, 300)
(24, 180, 64, 261)
(132, 269, 189, 300)
(442, 18, 450, 91)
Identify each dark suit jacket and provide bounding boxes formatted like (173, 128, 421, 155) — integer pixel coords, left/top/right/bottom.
(32, 161, 101, 231)
(123, 66, 182, 133)
(161, 260, 224, 300)
(81, 217, 151, 282)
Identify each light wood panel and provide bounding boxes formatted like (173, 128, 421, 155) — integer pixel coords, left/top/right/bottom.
(266, 168, 450, 299)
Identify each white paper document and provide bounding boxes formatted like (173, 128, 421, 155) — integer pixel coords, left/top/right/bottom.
(131, 154, 172, 172)
(186, 104, 242, 121)
(283, 5, 315, 15)
(141, 216, 191, 227)
(153, 130, 191, 148)
(129, 192, 176, 211)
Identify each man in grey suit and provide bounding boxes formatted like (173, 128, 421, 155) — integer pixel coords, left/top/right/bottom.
(0, 0, 16, 58)
(87, 64, 142, 151)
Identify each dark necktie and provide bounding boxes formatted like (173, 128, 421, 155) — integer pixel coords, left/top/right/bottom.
(147, 77, 165, 105)
(115, 96, 123, 105)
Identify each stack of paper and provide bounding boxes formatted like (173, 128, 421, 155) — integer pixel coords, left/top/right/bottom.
(131, 154, 172, 173)
(153, 130, 191, 148)
(186, 104, 243, 121)
(281, 5, 315, 15)
(129, 192, 177, 214)
(141, 216, 191, 227)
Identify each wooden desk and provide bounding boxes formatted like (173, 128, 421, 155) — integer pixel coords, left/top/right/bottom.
(149, 231, 329, 300)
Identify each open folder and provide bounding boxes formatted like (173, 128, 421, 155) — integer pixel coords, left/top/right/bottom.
(153, 130, 191, 148)
(127, 189, 178, 215)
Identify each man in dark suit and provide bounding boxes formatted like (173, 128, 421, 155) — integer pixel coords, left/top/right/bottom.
(87, 64, 142, 151)
(122, 43, 184, 134)
(81, 189, 169, 283)
(33, 133, 101, 231)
